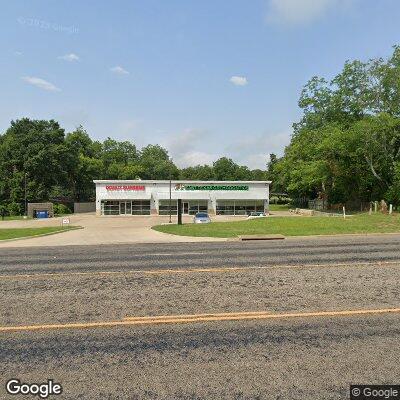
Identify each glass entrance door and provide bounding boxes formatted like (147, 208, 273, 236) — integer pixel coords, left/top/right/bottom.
(183, 202, 189, 214)
(119, 201, 131, 215)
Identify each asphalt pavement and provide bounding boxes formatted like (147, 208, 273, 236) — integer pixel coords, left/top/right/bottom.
(1, 235, 400, 399)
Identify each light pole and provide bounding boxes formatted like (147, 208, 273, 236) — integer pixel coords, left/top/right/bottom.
(169, 179, 172, 223)
(24, 172, 27, 217)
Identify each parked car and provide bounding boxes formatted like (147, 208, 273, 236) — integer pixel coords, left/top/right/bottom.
(246, 211, 267, 219)
(193, 212, 211, 224)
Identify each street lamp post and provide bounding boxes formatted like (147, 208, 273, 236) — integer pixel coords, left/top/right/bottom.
(24, 172, 27, 218)
(169, 179, 172, 223)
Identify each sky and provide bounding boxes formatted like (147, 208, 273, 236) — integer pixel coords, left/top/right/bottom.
(1, 0, 400, 169)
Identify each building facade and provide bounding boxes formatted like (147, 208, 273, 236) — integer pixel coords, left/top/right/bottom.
(94, 180, 271, 216)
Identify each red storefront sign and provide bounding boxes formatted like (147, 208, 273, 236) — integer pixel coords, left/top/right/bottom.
(106, 185, 145, 191)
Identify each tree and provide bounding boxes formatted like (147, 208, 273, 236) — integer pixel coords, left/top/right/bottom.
(278, 45, 400, 205)
(0, 118, 71, 204)
(139, 145, 179, 179)
(65, 127, 100, 201)
(180, 165, 215, 180)
(213, 157, 240, 180)
(102, 138, 138, 169)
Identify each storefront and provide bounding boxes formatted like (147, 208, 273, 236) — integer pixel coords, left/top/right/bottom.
(94, 180, 271, 216)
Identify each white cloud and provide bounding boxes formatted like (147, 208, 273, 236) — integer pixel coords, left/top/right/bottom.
(14, 51, 23, 56)
(230, 76, 248, 86)
(58, 53, 80, 62)
(161, 128, 219, 168)
(54, 109, 90, 129)
(266, 0, 349, 25)
(175, 151, 217, 167)
(159, 127, 291, 169)
(21, 76, 61, 92)
(119, 119, 140, 132)
(224, 130, 291, 169)
(110, 66, 129, 75)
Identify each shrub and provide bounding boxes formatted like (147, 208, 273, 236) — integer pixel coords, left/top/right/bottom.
(54, 204, 71, 215)
(7, 202, 23, 216)
(0, 204, 8, 218)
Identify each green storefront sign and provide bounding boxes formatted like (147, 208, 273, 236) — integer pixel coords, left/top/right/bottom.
(175, 184, 249, 191)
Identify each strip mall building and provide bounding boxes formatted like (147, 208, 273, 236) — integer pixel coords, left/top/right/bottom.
(94, 180, 271, 216)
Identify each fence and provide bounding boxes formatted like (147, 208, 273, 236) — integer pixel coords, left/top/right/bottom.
(308, 199, 374, 212)
(74, 202, 96, 213)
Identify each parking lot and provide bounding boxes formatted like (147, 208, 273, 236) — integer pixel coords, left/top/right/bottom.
(0, 213, 246, 247)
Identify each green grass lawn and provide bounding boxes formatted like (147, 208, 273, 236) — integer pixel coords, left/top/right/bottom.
(152, 213, 400, 238)
(269, 204, 292, 211)
(0, 215, 31, 221)
(0, 226, 78, 240)
(0, 214, 72, 221)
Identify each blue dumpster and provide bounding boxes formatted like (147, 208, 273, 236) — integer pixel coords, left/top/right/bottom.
(36, 210, 49, 218)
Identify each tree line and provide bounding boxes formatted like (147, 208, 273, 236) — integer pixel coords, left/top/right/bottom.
(4, 46, 396, 215)
(271, 45, 400, 207)
(0, 118, 268, 215)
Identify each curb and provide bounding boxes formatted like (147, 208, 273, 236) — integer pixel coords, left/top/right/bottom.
(151, 229, 400, 242)
(286, 232, 400, 240)
(150, 227, 229, 241)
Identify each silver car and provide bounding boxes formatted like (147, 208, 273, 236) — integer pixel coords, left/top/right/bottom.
(193, 212, 211, 224)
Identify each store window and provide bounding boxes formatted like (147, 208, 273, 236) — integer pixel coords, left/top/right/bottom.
(101, 200, 120, 215)
(188, 200, 208, 215)
(158, 200, 178, 215)
(132, 200, 151, 215)
(101, 200, 150, 215)
(216, 200, 264, 215)
(158, 200, 208, 215)
(215, 200, 234, 215)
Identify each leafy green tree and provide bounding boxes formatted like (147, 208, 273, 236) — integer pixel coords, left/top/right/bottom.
(213, 157, 240, 180)
(250, 169, 267, 181)
(0, 118, 71, 206)
(180, 165, 215, 180)
(279, 45, 400, 205)
(139, 145, 179, 179)
(102, 138, 138, 166)
(386, 162, 400, 205)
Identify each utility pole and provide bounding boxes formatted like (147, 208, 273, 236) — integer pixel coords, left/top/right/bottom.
(169, 179, 172, 223)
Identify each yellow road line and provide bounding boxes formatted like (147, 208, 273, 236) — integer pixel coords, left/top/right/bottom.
(1, 308, 400, 333)
(1, 260, 400, 281)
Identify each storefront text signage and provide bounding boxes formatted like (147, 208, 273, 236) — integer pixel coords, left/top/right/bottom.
(175, 184, 249, 191)
(106, 185, 145, 191)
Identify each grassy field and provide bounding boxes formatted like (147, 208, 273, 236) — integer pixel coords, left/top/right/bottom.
(269, 204, 292, 211)
(152, 213, 400, 238)
(0, 226, 78, 240)
(0, 215, 31, 221)
(1, 214, 72, 221)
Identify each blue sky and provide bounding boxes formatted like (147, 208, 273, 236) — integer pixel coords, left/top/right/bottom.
(1, 0, 400, 169)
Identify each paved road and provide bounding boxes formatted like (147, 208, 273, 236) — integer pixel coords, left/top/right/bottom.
(1, 235, 400, 399)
